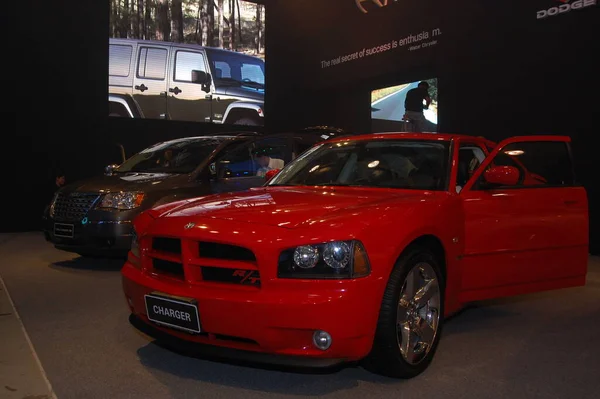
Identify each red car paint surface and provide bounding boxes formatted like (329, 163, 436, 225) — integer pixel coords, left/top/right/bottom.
(122, 133, 588, 367)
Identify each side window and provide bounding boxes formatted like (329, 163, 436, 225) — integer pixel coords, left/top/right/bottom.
(293, 138, 318, 160)
(241, 63, 264, 84)
(456, 144, 486, 192)
(251, 138, 290, 177)
(214, 144, 255, 178)
(213, 61, 231, 79)
(174, 51, 206, 82)
(109, 44, 132, 77)
(137, 47, 168, 80)
(496, 141, 574, 187)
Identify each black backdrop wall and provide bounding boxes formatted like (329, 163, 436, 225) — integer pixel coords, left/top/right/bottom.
(265, 0, 600, 254)
(10, 0, 600, 254)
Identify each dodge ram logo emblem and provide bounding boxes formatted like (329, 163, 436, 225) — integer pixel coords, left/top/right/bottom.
(184, 222, 195, 229)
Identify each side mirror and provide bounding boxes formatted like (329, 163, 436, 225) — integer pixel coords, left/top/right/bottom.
(265, 169, 280, 181)
(191, 70, 211, 85)
(105, 164, 119, 176)
(483, 166, 520, 187)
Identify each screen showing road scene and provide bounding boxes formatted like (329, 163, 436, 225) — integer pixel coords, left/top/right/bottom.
(109, 1, 266, 127)
(371, 79, 438, 133)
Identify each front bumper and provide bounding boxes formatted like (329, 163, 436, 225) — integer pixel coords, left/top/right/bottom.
(128, 313, 345, 368)
(44, 216, 134, 256)
(122, 261, 379, 364)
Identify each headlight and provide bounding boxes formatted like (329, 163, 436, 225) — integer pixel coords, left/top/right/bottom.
(131, 229, 140, 258)
(278, 240, 371, 279)
(49, 193, 59, 217)
(98, 191, 145, 210)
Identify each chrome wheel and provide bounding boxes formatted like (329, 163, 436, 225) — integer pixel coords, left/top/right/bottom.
(396, 261, 441, 365)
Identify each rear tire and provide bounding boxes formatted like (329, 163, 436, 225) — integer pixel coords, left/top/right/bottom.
(362, 246, 444, 378)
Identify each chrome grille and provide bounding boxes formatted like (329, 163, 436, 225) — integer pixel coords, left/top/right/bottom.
(51, 192, 100, 221)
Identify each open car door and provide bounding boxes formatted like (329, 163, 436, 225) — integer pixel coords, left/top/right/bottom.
(457, 135, 588, 303)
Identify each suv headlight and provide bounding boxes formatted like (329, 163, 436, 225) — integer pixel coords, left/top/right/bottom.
(49, 193, 59, 217)
(98, 191, 145, 210)
(278, 240, 371, 279)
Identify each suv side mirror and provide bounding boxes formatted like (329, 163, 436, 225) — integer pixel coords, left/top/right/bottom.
(105, 164, 119, 176)
(483, 166, 519, 186)
(192, 70, 211, 85)
(265, 169, 280, 181)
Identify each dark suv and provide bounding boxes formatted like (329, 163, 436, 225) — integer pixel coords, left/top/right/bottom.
(109, 38, 265, 126)
(43, 130, 346, 257)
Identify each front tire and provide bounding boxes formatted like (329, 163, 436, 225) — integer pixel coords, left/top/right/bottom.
(362, 247, 444, 378)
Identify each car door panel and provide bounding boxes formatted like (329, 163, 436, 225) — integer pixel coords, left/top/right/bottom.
(132, 45, 170, 119)
(459, 136, 588, 302)
(167, 48, 212, 123)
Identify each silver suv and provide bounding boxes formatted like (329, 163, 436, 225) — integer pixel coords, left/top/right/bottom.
(109, 38, 265, 126)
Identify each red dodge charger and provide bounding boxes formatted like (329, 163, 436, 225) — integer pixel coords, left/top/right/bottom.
(121, 132, 588, 378)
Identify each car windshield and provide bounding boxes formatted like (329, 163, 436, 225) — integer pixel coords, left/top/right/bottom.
(268, 139, 451, 190)
(207, 50, 265, 90)
(115, 137, 229, 174)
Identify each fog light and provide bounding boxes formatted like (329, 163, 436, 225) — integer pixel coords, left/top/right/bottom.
(312, 330, 332, 350)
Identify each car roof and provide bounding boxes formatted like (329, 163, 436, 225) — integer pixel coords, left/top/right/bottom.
(327, 132, 495, 145)
(145, 130, 332, 148)
(110, 38, 263, 59)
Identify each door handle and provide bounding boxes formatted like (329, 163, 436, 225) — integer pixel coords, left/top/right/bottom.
(564, 200, 578, 205)
(169, 87, 182, 95)
(134, 84, 148, 92)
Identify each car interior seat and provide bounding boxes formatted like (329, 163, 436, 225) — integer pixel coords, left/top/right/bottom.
(409, 159, 442, 190)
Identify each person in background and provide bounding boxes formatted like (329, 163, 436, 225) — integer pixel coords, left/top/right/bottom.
(254, 147, 284, 177)
(42, 164, 67, 226)
(157, 149, 174, 168)
(48, 164, 66, 200)
(403, 81, 435, 132)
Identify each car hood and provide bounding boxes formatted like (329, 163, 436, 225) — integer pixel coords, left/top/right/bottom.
(60, 172, 188, 194)
(159, 186, 435, 229)
(216, 86, 264, 102)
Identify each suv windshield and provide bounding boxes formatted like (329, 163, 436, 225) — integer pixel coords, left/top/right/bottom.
(115, 137, 229, 174)
(268, 139, 451, 190)
(207, 50, 265, 90)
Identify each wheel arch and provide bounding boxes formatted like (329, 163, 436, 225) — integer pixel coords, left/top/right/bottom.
(108, 94, 142, 118)
(401, 234, 447, 284)
(386, 231, 463, 317)
(222, 102, 264, 125)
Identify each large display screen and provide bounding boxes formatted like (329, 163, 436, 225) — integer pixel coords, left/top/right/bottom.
(371, 78, 438, 133)
(108, 0, 266, 127)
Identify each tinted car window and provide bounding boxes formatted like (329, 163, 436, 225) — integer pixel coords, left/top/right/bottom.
(116, 137, 227, 174)
(215, 143, 255, 178)
(498, 141, 574, 186)
(269, 140, 451, 190)
(252, 137, 289, 177)
(208, 50, 265, 88)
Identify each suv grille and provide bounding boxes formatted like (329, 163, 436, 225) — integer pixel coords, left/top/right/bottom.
(52, 192, 100, 221)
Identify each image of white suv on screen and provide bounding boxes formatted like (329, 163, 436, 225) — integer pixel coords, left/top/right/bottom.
(109, 38, 265, 126)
